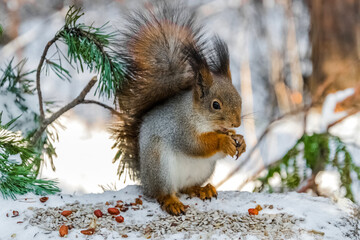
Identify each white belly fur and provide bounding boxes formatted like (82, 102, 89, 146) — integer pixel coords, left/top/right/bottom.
(161, 145, 225, 192)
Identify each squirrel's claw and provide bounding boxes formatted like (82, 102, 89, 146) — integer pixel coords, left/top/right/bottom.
(181, 183, 218, 201)
(220, 135, 237, 157)
(231, 134, 246, 160)
(236, 143, 246, 160)
(167, 202, 185, 215)
(157, 194, 186, 216)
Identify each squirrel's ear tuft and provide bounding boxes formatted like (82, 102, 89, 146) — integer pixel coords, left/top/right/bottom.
(184, 43, 213, 99)
(209, 36, 231, 81)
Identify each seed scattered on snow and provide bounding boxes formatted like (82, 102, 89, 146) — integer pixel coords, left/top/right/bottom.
(26, 200, 305, 239)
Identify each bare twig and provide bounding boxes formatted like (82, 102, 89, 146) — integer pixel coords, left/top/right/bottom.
(47, 77, 97, 124)
(297, 174, 316, 193)
(82, 100, 121, 117)
(31, 76, 97, 144)
(36, 35, 60, 123)
(327, 108, 360, 131)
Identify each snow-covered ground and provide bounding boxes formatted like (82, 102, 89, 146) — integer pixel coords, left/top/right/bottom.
(1, 1, 360, 239)
(1, 185, 359, 240)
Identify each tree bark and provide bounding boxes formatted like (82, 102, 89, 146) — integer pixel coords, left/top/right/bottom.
(306, 0, 360, 101)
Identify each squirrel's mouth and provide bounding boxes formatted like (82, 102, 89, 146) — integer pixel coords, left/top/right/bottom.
(217, 126, 229, 134)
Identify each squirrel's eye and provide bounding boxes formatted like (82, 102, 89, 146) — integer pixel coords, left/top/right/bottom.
(212, 101, 221, 110)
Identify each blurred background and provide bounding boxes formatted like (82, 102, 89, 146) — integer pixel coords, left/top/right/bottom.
(0, 0, 359, 203)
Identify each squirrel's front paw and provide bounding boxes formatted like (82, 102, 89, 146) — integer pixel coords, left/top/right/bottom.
(157, 194, 185, 216)
(232, 134, 246, 159)
(219, 134, 237, 157)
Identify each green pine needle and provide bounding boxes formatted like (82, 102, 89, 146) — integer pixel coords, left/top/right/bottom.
(0, 113, 60, 200)
(55, 6, 125, 98)
(0, 59, 59, 169)
(0, 6, 127, 199)
(45, 59, 72, 82)
(0, 59, 36, 112)
(256, 133, 360, 202)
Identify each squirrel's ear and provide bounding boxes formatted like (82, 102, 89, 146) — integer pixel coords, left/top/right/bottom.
(195, 66, 213, 99)
(184, 43, 213, 99)
(209, 35, 231, 81)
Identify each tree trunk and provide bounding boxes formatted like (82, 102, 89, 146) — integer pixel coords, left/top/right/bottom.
(306, 0, 360, 101)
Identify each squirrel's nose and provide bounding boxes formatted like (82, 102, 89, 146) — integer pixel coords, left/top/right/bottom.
(231, 115, 241, 128)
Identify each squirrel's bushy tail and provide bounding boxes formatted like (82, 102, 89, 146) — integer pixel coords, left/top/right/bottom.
(111, 1, 205, 180)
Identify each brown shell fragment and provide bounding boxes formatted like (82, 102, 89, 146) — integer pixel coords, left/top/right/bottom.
(40, 197, 49, 203)
(59, 225, 68, 237)
(108, 208, 120, 215)
(61, 210, 72, 217)
(135, 198, 143, 205)
(94, 209, 103, 218)
(80, 228, 95, 235)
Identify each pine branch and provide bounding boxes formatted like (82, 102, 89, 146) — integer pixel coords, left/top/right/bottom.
(1, 58, 36, 97)
(254, 133, 359, 201)
(0, 114, 60, 199)
(0, 59, 60, 173)
(2, 6, 125, 191)
(30, 6, 126, 144)
(56, 6, 125, 98)
(31, 76, 97, 144)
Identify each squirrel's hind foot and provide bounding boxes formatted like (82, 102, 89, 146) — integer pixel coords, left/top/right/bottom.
(157, 194, 186, 216)
(181, 183, 218, 201)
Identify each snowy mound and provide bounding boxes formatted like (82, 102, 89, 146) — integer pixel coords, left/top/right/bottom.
(1, 185, 359, 240)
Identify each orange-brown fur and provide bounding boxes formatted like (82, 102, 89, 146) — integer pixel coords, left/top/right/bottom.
(188, 132, 237, 158)
(181, 183, 217, 200)
(111, 4, 201, 179)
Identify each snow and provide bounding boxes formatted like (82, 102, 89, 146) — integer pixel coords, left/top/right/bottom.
(1, 1, 360, 239)
(38, 115, 136, 194)
(0, 185, 359, 240)
(320, 88, 355, 132)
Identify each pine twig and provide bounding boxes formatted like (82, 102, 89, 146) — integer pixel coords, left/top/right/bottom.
(36, 35, 60, 123)
(47, 77, 97, 123)
(31, 76, 97, 144)
(82, 100, 121, 117)
(31, 6, 126, 146)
